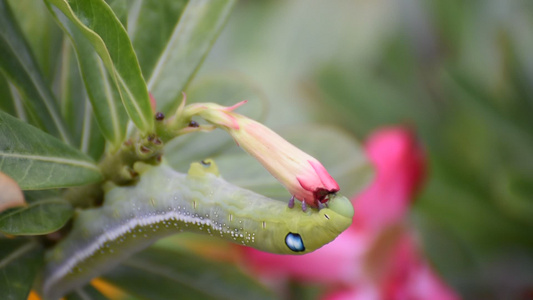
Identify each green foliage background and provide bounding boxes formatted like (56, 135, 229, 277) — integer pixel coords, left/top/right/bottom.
(1, 0, 533, 299)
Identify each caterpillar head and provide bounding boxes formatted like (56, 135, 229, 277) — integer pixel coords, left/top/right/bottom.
(274, 194, 354, 254)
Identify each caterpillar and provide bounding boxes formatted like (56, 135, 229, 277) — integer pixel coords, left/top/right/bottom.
(42, 160, 354, 299)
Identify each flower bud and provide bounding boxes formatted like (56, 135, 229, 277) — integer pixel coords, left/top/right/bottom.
(185, 102, 339, 207)
(0, 171, 25, 212)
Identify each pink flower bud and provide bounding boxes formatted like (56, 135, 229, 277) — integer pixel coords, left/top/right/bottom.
(185, 102, 339, 207)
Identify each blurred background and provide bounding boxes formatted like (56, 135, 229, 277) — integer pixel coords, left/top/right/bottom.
(195, 0, 533, 298)
(5, 0, 533, 298)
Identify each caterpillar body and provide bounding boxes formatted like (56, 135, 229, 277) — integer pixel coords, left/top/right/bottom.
(43, 161, 354, 299)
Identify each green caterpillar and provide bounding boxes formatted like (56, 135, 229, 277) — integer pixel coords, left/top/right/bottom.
(43, 160, 354, 299)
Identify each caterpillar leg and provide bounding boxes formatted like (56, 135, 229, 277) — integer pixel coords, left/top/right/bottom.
(317, 201, 325, 210)
(301, 201, 307, 212)
(288, 195, 295, 208)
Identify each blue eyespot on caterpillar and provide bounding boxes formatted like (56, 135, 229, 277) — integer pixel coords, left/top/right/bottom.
(285, 232, 305, 252)
(42, 160, 354, 299)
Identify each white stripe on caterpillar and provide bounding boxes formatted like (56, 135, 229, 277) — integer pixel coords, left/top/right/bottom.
(44, 210, 214, 295)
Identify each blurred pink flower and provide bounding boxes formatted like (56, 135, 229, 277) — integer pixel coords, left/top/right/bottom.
(239, 127, 459, 300)
(321, 233, 458, 300)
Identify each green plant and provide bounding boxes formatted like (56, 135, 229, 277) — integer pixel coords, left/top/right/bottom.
(0, 1, 370, 299)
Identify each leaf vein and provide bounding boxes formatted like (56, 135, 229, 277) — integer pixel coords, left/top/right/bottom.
(0, 241, 37, 269)
(0, 152, 99, 171)
(18, 159, 33, 183)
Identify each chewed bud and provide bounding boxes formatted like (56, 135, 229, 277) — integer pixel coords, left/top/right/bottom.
(185, 102, 339, 207)
(0, 171, 25, 212)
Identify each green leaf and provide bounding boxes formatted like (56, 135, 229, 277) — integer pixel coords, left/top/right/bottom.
(7, 0, 64, 83)
(4, 80, 31, 124)
(0, 73, 16, 116)
(65, 285, 109, 300)
(0, 74, 39, 128)
(23, 189, 60, 203)
(53, 40, 106, 159)
(215, 125, 373, 200)
(145, 0, 237, 114)
(0, 0, 72, 144)
(102, 247, 275, 300)
(104, 0, 130, 28)
(129, 1, 188, 79)
(45, 0, 154, 133)
(55, 38, 86, 146)
(80, 101, 106, 161)
(0, 110, 102, 189)
(0, 238, 43, 300)
(0, 197, 72, 235)
(46, 7, 129, 149)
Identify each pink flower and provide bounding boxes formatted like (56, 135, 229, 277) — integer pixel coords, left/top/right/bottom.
(184, 101, 339, 207)
(322, 234, 458, 300)
(351, 127, 425, 237)
(239, 127, 459, 300)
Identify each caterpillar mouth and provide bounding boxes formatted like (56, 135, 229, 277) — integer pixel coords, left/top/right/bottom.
(313, 186, 341, 204)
